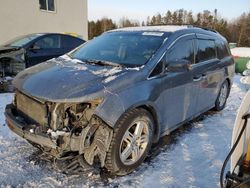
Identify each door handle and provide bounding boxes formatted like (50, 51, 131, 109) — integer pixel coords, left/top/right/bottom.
(193, 76, 202, 82)
(202, 73, 207, 79)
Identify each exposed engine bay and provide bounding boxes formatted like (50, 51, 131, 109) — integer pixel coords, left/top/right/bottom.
(5, 91, 113, 169)
(0, 47, 25, 77)
(0, 48, 25, 92)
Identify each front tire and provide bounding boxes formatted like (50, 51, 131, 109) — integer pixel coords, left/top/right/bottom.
(105, 108, 154, 176)
(214, 80, 230, 111)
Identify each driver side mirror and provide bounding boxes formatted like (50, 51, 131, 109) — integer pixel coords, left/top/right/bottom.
(166, 59, 191, 72)
(29, 44, 41, 51)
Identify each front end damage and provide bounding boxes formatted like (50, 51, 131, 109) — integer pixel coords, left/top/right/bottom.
(5, 91, 113, 167)
(0, 48, 26, 92)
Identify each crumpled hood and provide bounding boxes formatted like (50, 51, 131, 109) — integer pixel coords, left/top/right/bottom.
(13, 56, 134, 102)
(0, 45, 21, 54)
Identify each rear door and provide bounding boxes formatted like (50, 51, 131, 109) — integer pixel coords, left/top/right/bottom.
(193, 34, 223, 113)
(60, 35, 84, 54)
(26, 34, 62, 67)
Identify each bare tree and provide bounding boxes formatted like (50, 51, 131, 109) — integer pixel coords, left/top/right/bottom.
(187, 11, 194, 25)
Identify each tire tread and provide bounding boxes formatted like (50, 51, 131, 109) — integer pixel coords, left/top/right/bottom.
(105, 108, 152, 175)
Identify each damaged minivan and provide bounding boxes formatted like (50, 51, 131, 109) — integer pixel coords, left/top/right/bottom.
(5, 26, 234, 175)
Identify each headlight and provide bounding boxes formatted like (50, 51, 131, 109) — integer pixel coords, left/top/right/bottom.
(89, 98, 103, 105)
(72, 98, 103, 113)
(17, 53, 25, 61)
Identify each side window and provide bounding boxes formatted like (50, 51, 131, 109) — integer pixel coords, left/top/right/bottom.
(196, 39, 216, 63)
(166, 38, 195, 65)
(34, 35, 61, 49)
(61, 35, 83, 49)
(217, 41, 230, 59)
(149, 38, 194, 78)
(39, 0, 56, 12)
(149, 61, 164, 78)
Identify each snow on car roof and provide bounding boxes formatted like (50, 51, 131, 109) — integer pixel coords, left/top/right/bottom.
(109, 25, 190, 33)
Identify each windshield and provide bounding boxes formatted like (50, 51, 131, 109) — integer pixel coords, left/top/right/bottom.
(4, 34, 42, 47)
(70, 32, 166, 67)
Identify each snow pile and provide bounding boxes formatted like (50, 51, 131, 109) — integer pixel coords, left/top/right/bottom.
(241, 77, 250, 90)
(247, 61, 250, 69)
(0, 75, 247, 187)
(241, 60, 250, 90)
(231, 47, 250, 57)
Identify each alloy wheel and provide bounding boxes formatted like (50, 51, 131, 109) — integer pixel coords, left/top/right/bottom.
(119, 120, 149, 166)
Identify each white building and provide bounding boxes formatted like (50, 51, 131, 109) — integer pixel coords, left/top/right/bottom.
(0, 0, 88, 44)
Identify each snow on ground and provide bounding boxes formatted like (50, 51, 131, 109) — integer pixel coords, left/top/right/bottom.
(0, 75, 247, 188)
(231, 47, 250, 57)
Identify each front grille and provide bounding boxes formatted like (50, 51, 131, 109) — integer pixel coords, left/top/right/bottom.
(15, 91, 48, 126)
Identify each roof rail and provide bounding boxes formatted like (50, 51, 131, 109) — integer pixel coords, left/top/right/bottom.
(190, 26, 218, 33)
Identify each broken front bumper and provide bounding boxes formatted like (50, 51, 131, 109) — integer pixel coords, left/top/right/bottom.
(5, 104, 113, 166)
(5, 104, 79, 151)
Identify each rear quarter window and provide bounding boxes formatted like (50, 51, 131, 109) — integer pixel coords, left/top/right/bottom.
(216, 40, 230, 59)
(61, 35, 84, 49)
(35, 35, 61, 49)
(196, 39, 216, 63)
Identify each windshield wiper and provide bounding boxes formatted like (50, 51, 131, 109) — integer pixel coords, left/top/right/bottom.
(83, 59, 123, 67)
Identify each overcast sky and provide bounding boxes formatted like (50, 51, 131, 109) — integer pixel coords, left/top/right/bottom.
(88, 0, 250, 23)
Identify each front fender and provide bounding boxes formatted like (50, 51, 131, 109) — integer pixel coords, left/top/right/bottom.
(94, 79, 162, 128)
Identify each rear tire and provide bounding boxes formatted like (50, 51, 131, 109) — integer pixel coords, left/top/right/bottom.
(105, 108, 154, 176)
(214, 80, 230, 111)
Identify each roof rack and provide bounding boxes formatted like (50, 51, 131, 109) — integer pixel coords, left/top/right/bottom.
(189, 25, 218, 33)
(143, 24, 218, 33)
(111, 24, 219, 34)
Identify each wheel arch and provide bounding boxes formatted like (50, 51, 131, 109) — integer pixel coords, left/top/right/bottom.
(111, 102, 161, 144)
(136, 104, 160, 143)
(95, 98, 161, 144)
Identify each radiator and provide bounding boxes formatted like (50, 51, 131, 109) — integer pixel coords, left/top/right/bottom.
(16, 91, 48, 126)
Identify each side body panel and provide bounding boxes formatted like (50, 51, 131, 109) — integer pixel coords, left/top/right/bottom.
(160, 71, 198, 133)
(95, 78, 164, 129)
